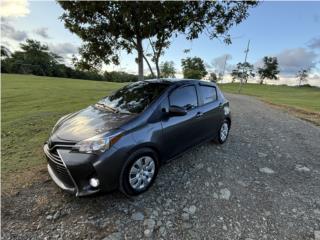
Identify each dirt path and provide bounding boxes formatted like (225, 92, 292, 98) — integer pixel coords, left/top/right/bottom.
(2, 94, 320, 240)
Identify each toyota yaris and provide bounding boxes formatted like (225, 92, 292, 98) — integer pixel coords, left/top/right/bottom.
(44, 79, 231, 196)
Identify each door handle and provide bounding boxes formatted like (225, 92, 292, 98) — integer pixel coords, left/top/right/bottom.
(195, 112, 203, 118)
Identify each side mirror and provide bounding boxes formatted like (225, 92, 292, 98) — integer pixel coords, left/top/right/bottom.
(168, 106, 187, 116)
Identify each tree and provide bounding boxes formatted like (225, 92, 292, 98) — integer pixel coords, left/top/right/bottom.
(1, 39, 105, 81)
(160, 61, 176, 78)
(103, 71, 138, 82)
(1, 45, 11, 59)
(231, 62, 255, 83)
(59, 1, 258, 80)
(211, 54, 232, 82)
(182, 57, 208, 79)
(257, 56, 279, 84)
(209, 72, 218, 82)
(296, 69, 309, 86)
(1, 39, 61, 75)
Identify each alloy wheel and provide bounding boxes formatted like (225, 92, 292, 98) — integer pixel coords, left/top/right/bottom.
(220, 122, 229, 142)
(129, 156, 155, 190)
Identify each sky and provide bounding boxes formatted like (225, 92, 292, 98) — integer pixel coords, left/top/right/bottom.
(1, 0, 320, 86)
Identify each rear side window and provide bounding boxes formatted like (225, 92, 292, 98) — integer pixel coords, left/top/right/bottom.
(169, 86, 198, 110)
(199, 85, 217, 104)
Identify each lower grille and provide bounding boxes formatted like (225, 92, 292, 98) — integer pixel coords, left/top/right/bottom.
(44, 144, 74, 188)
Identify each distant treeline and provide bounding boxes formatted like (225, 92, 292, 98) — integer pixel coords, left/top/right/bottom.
(1, 39, 139, 83)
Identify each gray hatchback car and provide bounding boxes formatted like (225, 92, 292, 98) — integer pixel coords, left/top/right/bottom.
(44, 79, 231, 196)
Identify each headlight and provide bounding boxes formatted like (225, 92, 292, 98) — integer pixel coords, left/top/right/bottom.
(224, 106, 230, 115)
(73, 132, 123, 154)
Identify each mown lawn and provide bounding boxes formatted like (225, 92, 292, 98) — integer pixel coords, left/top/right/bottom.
(1, 74, 125, 176)
(219, 83, 320, 126)
(219, 83, 320, 113)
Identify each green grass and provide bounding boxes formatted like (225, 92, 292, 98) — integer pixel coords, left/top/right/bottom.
(1, 74, 125, 174)
(219, 83, 320, 113)
(1, 75, 319, 177)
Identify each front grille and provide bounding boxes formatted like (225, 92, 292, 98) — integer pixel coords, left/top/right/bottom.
(44, 143, 75, 188)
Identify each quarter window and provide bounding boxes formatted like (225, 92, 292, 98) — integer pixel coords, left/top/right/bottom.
(199, 85, 217, 104)
(169, 86, 198, 110)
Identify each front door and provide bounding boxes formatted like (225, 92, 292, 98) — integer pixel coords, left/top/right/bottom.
(161, 85, 202, 159)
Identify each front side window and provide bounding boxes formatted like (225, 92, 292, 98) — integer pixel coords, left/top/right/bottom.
(169, 86, 198, 110)
(97, 81, 169, 114)
(199, 85, 217, 104)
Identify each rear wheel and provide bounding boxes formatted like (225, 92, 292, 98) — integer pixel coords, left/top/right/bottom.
(217, 119, 230, 144)
(120, 148, 159, 196)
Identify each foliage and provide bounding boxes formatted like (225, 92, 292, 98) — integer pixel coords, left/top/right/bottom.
(103, 71, 138, 83)
(1, 40, 140, 82)
(296, 69, 309, 86)
(231, 62, 255, 83)
(1, 45, 11, 58)
(219, 82, 320, 125)
(59, 1, 258, 79)
(0, 39, 105, 81)
(1, 39, 60, 76)
(160, 61, 176, 78)
(181, 57, 208, 79)
(257, 56, 279, 84)
(209, 72, 218, 82)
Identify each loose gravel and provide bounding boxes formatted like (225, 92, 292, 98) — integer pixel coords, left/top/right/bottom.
(2, 94, 320, 240)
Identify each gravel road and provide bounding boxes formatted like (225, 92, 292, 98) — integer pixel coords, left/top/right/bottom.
(2, 94, 320, 240)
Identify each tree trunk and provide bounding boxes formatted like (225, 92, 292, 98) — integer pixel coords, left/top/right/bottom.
(137, 37, 144, 81)
(155, 61, 160, 79)
(143, 54, 155, 77)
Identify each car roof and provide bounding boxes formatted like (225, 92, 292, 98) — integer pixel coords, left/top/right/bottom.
(145, 78, 217, 87)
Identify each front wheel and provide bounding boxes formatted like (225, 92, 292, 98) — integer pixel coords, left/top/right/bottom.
(120, 148, 159, 196)
(217, 119, 230, 144)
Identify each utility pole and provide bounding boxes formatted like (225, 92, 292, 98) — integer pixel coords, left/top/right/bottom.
(238, 40, 250, 93)
(220, 55, 228, 84)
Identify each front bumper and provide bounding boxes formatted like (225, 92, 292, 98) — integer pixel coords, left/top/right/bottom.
(47, 164, 75, 194)
(44, 143, 100, 196)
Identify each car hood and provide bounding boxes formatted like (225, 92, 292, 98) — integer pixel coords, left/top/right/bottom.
(53, 106, 136, 142)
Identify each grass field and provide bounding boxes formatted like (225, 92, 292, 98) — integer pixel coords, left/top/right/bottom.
(1, 74, 125, 177)
(1, 74, 319, 188)
(219, 83, 320, 125)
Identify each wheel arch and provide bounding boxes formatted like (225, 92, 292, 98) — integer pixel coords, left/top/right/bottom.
(119, 143, 161, 196)
(126, 143, 162, 164)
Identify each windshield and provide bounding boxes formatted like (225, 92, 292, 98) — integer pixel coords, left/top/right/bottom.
(97, 81, 169, 114)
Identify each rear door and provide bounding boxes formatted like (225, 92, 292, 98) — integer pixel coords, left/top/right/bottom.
(196, 84, 224, 140)
(160, 84, 202, 158)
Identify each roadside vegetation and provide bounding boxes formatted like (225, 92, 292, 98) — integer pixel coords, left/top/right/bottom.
(2, 73, 319, 185)
(1, 74, 124, 191)
(220, 83, 320, 125)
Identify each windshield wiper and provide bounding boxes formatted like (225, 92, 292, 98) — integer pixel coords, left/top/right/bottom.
(104, 104, 119, 113)
(95, 103, 119, 113)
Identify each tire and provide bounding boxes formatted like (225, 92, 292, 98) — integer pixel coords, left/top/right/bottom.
(120, 148, 159, 196)
(216, 119, 230, 144)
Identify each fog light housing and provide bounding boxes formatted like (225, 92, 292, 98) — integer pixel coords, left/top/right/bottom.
(89, 178, 100, 188)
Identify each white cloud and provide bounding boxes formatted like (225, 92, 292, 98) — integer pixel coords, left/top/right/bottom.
(0, 0, 30, 17)
(49, 42, 78, 57)
(276, 48, 318, 75)
(210, 54, 233, 73)
(34, 27, 50, 39)
(1, 18, 28, 41)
